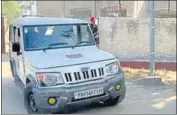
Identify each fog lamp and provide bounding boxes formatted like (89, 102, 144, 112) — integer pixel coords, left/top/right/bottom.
(48, 97, 57, 105)
(115, 84, 121, 91)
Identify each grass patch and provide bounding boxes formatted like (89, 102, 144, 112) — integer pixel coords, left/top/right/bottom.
(123, 67, 176, 84)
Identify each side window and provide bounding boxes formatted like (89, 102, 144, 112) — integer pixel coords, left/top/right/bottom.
(80, 25, 92, 41)
(13, 26, 16, 41)
(14, 27, 21, 43)
(17, 28, 21, 38)
(9, 25, 20, 43)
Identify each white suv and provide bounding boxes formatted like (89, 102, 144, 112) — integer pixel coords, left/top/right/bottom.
(9, 16, 126, 114)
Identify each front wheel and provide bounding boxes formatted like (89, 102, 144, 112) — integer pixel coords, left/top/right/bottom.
(27, 93, 39, 113)
(104, 96, 119, 106)
(24, 83, 42, 114)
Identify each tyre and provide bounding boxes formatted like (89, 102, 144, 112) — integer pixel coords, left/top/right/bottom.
(118, 88, 126, 103)
(104, 96, 119, 106)
(104, 88, 126, 106)
(24, 83, 66, 114)
(24, 83, 42, 114)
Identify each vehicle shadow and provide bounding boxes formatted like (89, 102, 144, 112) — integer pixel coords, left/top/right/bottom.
(53, 102, 109, 114)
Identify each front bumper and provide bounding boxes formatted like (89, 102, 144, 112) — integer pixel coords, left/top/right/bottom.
(32, 74, 126, 113)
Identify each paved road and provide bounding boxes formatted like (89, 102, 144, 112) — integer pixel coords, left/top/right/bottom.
(2, 62, 176, 114)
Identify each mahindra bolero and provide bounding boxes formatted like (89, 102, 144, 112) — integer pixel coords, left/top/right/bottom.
(9, 16, 126, 114)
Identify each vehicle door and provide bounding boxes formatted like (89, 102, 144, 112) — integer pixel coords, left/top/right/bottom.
(14, 27, 26, 84)
(9, 26, 20, 77)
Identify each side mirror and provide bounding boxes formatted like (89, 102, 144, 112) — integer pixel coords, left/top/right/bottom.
(12, 42, 20, 52)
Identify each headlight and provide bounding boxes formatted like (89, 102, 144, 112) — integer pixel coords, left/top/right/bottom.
(105, 61, 122, 75)
(36, 73, 64, 87)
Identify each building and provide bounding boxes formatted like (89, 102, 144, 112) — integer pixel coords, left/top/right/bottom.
(2, 1, 176, 54)
(36, 1, 176, 19)
(36, 1, 134, 20)
(19, 1, 37, 15)
(2, 1, 38, 54)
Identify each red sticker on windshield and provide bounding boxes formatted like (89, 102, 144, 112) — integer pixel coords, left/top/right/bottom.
(66, 54, 83, 58)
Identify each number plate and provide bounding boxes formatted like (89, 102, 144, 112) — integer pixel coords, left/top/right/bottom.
(74, 87, 104, 100)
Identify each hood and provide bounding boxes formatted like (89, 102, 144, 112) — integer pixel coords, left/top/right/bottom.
(24, 46, 115, 69)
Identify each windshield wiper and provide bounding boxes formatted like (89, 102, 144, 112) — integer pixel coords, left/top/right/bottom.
(72, 41, 93, 49)
(43, 42, 68, 52)
(49, 42, 68, 46)
(78, 41, 93, 44)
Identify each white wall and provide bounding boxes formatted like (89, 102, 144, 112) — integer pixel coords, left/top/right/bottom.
(98, 17, 176, 60)
(36, 1, 135, 17)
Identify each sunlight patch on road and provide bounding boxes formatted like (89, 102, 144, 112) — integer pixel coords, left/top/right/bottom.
(151, 96, 176, 109)
(151, 101, 165, 109)
(164, 96, 176, 102)
(152, 92, 160, 96)
(2, 62, 12, 77)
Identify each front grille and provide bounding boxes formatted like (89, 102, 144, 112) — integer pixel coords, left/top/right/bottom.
(64, 67, 104, 83)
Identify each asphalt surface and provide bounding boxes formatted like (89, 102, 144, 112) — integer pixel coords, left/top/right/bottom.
(2, 61, 176, 114)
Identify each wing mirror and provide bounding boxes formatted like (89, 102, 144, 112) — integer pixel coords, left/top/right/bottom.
(12, 42, 20, 52)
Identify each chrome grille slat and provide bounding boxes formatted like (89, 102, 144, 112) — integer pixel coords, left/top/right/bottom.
(77, 72, 81, 80)
(68, 73, 72, 81)
(101, 68, 104, 75)
(94, 69, 97, 77)
(74, 72, 78, 80)
(82, 72, 86, 79)
(91, 70, 94, 77)
(64, 67, 104, 83)
(86, 71, 89, 79)
(98, 68, 101, 76)
(65, 73, 69, 82)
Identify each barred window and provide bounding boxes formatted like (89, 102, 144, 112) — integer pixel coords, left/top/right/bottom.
(100, 6, 127, 17)
(70, 7, 91, 20)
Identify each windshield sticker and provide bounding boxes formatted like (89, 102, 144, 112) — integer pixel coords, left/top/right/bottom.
(45, 26, 54, 35)
(66, 54, 83, 58)
(24, 28, 28, 33)
(34, 27, 38, 33)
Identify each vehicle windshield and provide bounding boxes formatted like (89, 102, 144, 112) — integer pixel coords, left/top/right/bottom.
(23, 24, 95, 51)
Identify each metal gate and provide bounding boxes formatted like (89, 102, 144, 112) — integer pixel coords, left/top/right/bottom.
(1, 17, 5, 54)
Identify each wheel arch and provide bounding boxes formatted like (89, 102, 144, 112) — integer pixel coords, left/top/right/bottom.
(26, 74, 38, 86)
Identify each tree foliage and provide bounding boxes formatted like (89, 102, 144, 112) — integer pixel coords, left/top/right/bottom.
(2, 1, 22, 22)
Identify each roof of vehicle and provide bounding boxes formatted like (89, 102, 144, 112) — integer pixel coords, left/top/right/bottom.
(10, 16, 88, 26)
